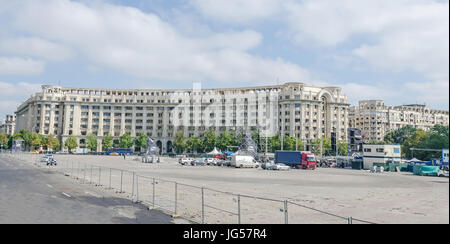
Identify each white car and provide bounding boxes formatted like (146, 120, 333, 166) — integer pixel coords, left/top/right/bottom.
(179, 158, 192, 165)
(438, 166, 449, 177)
(274, 163, 290, 171)
(40, 154, 53, 162)
(205, 158, 218, 165)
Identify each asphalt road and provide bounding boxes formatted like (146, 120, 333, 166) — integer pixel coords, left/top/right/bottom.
(0, 156, 173, 224)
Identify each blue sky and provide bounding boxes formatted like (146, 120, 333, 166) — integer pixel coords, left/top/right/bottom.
(0, 0, 449, 119)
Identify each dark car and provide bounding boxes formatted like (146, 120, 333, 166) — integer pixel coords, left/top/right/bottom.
(46, 157, 57, 166)
(191, 160, 206, 166)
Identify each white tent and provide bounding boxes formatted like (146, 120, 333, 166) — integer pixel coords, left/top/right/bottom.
(207, 147, 222, 155)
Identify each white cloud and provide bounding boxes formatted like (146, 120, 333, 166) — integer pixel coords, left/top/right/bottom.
(0, 100, 20, 119)
(341, 83, 397, 105)
(0, 37, 74, 61)
(0, 57, 45, 75)
(0, 81, 42, 97)
(190, 0, 282, 24)
(0, 81, 41, 119)
(5, 0, 311, 85)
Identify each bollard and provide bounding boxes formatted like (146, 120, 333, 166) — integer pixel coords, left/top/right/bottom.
(284, 200, 288, 224)
(174, 182, 178, 215)
(202, 187, 205, 224)
(238, 194, 241, 224)
(348, 217, 353, 224)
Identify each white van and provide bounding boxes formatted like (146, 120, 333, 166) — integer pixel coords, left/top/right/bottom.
(230, 155, 259, 168)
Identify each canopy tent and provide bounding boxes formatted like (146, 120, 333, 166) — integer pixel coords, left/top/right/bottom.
(207, 147, 222, 155)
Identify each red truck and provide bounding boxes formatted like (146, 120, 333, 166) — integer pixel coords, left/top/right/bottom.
(274, 151, 317, 170)
(300, 151, 317, 170)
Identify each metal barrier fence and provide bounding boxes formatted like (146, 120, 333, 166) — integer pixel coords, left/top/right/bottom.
(1, 153, 377, 224)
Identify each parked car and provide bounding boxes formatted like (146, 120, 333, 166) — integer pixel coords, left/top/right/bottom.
(191, 159, 206, 166)
(40, 155, 52, 163)
(274, 163, 290, 171)
(205, 158, 218, 165)
(438, 165, 449, 177)
(40, 154, 56, 165)
(179, 158, 192, 165)
(261, 162, 276, 170)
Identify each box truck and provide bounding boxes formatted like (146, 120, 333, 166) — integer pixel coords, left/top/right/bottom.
(274, 151, 317, 170)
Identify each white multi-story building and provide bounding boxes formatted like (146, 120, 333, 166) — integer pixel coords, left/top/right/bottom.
(0, 114, 16, 135)
(15, 82, 349, 153)
(349, 100, 449, 143)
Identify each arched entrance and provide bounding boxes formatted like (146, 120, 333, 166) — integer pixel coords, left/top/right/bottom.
(167, 141, 173, 154)
(156, 141, 163, 155)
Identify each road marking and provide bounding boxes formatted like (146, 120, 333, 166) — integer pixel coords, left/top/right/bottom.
(46, 184, 53, 188)
(62, 192, 71, 198)
(85, 191, 101, 198)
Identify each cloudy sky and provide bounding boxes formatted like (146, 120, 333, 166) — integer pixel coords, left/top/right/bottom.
(0, 0, 448, 119)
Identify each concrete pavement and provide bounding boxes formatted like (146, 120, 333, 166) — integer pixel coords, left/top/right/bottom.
(0, 155, 173, 224)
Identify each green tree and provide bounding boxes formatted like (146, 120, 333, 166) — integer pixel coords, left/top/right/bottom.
(384, 125, 418, 144)
(102, 134, 114, 151)
(45, 134, 60, 151)
(173, 131, 186, 154)
(19, 130, 32, 151)
(134, 133, 148, 152)
(402, 130, 429, 159)
(202, 129, 217, 152)
(186, 137, 202, 153)
(119, 133, 133, 148)
(0, 133, 8, 149)
(270, 136, 281, 152)
(337, 141, 348, 156)
(420, 125, 449, 159)
(86, 133, 98, 152)
(30, 133, 43, 150)
(64, 136, 78, 153)
(311, 137, 331, 156)
(11, 133, 22, 141)
(217, 131, 236, 152)
(283, 136, 297, 151)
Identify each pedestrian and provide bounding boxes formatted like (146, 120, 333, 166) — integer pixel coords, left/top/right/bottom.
(123, 154, 126, 160)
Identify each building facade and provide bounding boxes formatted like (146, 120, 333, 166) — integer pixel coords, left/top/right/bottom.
(347, 128, 363, 154)
(0, 114, 16, 135)
(15, 82, 349, 153)
(349, 100, 449, 143)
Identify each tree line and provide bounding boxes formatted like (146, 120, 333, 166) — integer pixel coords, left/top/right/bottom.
(367, 124, 449, 160)
(173, 130, 348, 156)
(1, 129, 351, 156)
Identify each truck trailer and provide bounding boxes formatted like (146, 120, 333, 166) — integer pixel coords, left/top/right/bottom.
(274, 151, 317, 170)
